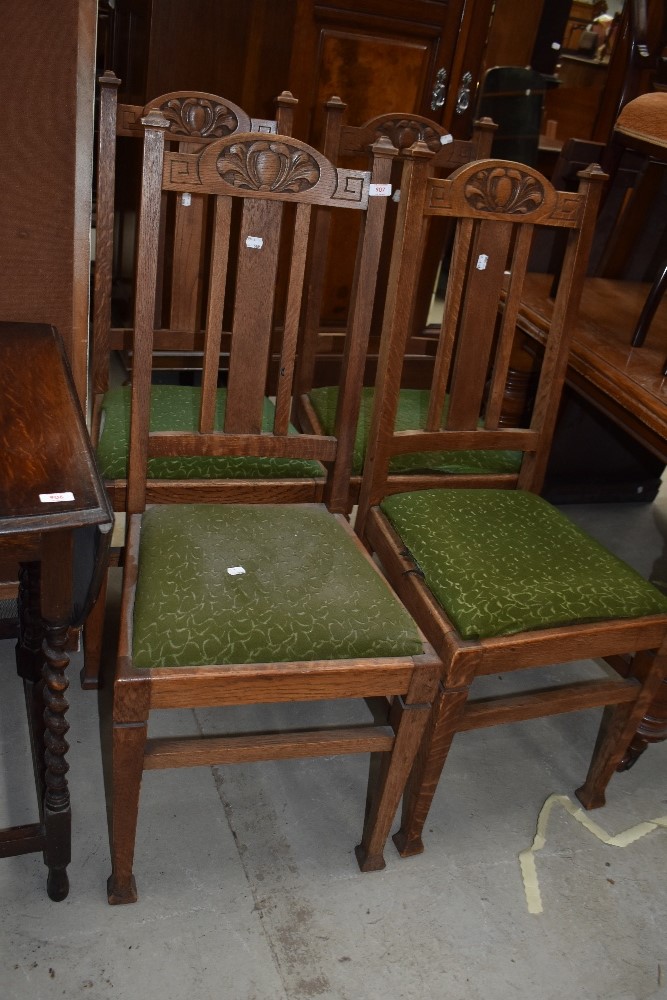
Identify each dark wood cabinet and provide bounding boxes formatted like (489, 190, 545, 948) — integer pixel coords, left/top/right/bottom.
(103, 0, 496, 333)
(107, 0, 495, 140)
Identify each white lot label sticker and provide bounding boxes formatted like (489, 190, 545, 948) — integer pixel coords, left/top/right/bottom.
(476, 254, 489, 270)
(440, 134, 454, 145)
(246, 236, 263, 249)
(227, 566, 246, 576)
(369, 183, 392, 197)
(181, 192, 192, 207)
(40, 492, 75, 503)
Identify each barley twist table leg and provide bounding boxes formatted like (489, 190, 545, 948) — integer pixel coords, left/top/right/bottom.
(41, 618, 71, 901)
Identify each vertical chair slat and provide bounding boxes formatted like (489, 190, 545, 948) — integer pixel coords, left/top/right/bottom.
(199, 195, 233, 433)
(225, 199, 283, 434)
(485, 224, 535, 428)
(274, 203, 312, 436)
(445, 219, 513, 431)
(169, 151, 207, 334)
(425, 218, 473, 432)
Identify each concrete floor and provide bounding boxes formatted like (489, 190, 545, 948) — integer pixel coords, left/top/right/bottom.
(1, 497, 666, 1000)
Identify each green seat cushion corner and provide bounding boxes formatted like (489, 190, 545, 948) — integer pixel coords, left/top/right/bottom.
(132, 503, 423, 668)
(96, 385, 323, 481)
(308, 386, 521, 477)
(380, 489, 667, 641)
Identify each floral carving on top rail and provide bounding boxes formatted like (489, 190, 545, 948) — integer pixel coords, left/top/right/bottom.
(464, 166, 545, 215)
(374, 118, 444, 153)
(155, 98, 240, 138)
(216, 141, 320, 193)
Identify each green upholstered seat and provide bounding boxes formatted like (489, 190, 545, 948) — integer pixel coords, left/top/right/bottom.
(380, 489, 667, 641)
(97, 386, 324, 481)
(132, 503, 423, 668)
(308, 386, 521, 477)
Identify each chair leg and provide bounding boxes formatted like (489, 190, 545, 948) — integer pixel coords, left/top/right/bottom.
(631, 259, 667, 347)
(576, 649, 667, 809)
(392, 686, 469, 858)
(355, 690, 435, 872)
(80, 571, 108, 690)
(107, 720, 147, 904)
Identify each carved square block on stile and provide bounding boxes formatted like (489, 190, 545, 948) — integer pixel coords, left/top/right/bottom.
(166, 154, 201, 189)
(332, 169, 368, 206)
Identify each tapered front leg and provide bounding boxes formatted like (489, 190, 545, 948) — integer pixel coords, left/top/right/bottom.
(107, 720, 148, 904)
(356, 662, 439, 872)
(393, 685, 468, 858)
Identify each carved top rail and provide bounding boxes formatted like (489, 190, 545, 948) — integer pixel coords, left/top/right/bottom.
(117, 91, 278, 140)
(156, 120, 384, 208)
(425, 157, 604, 227)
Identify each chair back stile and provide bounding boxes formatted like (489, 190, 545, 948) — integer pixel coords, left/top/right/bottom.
(356, 149, 606, 532)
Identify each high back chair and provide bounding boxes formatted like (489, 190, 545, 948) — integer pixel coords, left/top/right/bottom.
(355, 146, 667, 859)
(92, 72, 300, 505)
(293, 97, 497, 510)
(106, 113, 440, 904)
(82, 77, 304, 688)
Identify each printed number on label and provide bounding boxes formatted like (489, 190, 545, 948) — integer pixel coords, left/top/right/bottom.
(369, 183, 392, 197)
(39, 492, 75, 503)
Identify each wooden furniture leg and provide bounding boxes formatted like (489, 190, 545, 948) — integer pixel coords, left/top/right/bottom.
(80, 570, 108, 689)
(38, 532, 74, 901)
(355, 667, 437, 871)
(392, 686, 468, 859)
(107, 721, 149, 905)
(618, 679, 667, 769)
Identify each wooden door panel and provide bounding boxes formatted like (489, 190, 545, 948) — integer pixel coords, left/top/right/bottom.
(288, 0, 468, 327)
(314, 30, 433, 136)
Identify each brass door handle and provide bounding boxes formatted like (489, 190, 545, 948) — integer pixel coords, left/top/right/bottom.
(455, 72, 473, 115)
(430, 68, 448, 111)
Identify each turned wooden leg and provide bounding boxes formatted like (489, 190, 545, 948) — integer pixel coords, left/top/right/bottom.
(16, 562, 44, 682)
(36, 531, 76, 902)
(17, 563, 48, 817)
(356, 665, 439, 872)
(80, 570, 108, 690)
(41, 616, 72, 901)
(17, 556, 73, 900)
(616, 676, 667, 770)
(577, 649, 667, 809)
(392, 685, 468, 859)
(107, 721, 147, 904)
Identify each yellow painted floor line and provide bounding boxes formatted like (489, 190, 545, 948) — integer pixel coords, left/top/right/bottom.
(519, 793, 667, 915)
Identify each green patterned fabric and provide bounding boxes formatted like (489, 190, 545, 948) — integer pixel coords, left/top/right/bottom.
(132, 503, 423, 667)
(97, 386, 323, 480)
(308, 386, 522, 476)
(381, 489, 667, 640)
